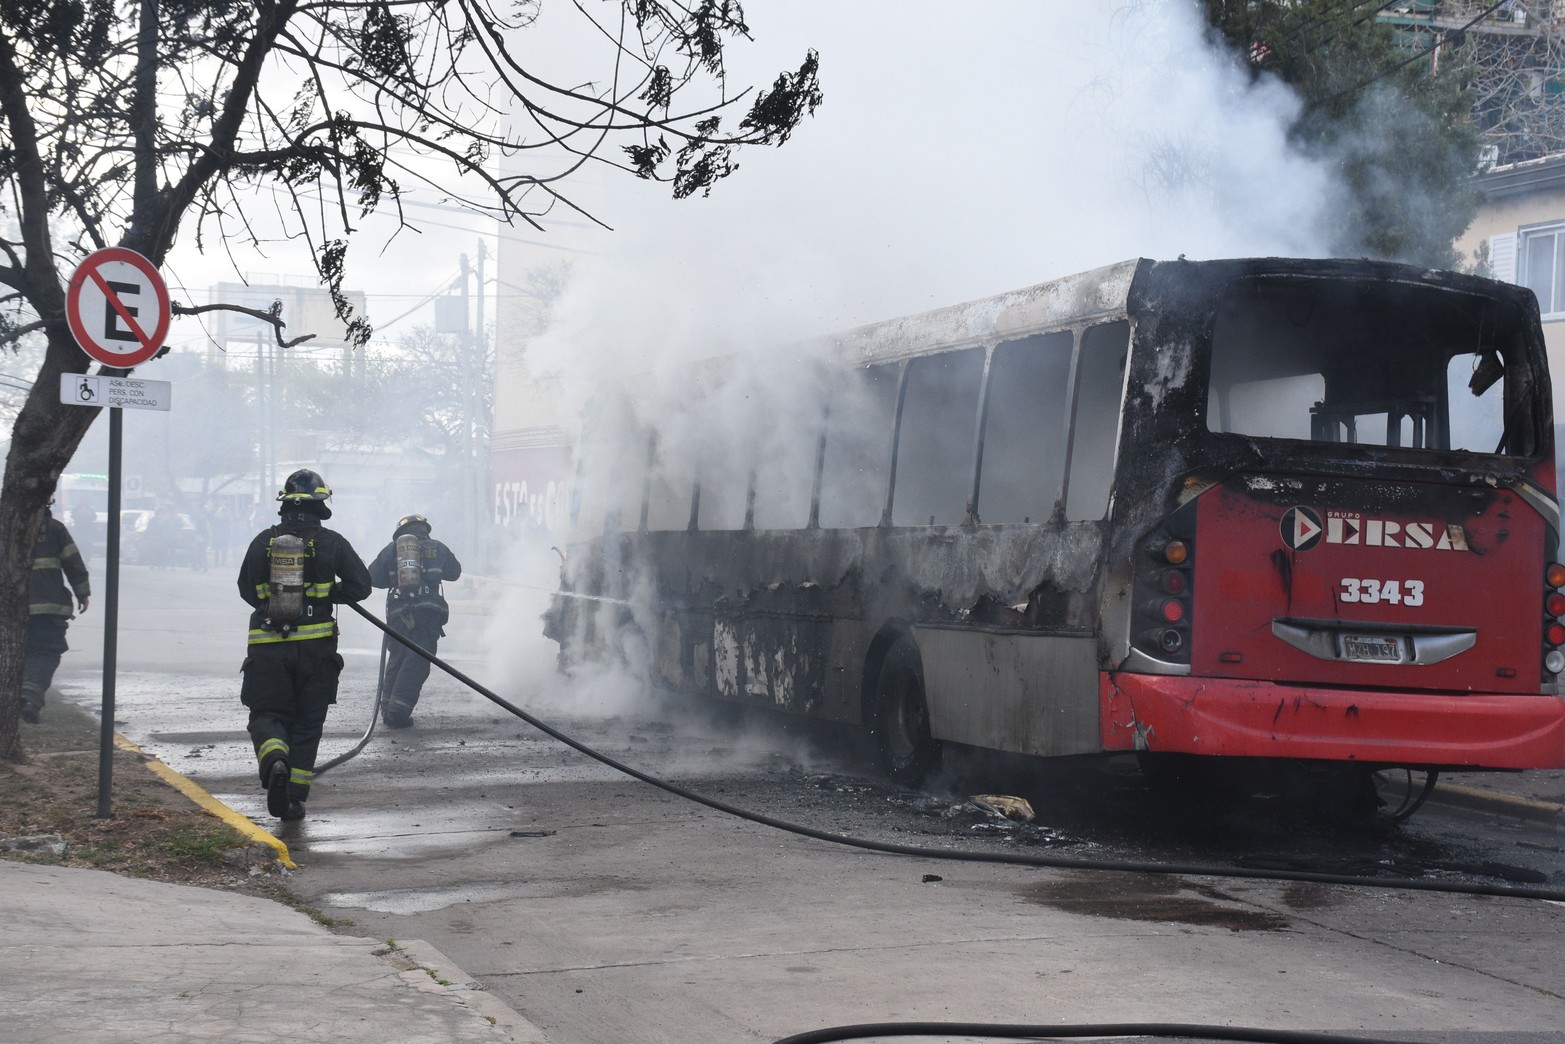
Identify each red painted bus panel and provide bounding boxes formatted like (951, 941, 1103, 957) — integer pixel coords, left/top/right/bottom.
(1101, 672, 1565, 768)
(1191, 478, 1544, 694)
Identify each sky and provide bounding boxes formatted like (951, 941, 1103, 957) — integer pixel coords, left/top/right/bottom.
(507, 0, 1341, 407)
(142, 0, 1343, 372)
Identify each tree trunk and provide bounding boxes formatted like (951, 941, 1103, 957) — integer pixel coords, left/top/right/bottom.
(0, 332, 103, 761)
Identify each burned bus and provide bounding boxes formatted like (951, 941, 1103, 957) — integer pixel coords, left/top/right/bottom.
(546, 257, 1565, 788)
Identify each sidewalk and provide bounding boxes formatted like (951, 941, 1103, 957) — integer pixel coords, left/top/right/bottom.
(0, 860, 550, 1043)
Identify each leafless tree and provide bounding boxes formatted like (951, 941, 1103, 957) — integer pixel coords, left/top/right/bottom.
(0, 0, 821, 760)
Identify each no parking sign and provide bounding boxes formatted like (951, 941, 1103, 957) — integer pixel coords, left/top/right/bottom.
(60, 247, 173, 819)
(65, 247, 171, 368)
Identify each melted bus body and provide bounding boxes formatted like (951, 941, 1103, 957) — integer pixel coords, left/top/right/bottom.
(547, 257, 1565, 782)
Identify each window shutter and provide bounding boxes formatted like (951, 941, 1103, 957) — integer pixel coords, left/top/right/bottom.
(1489, 232, 1517, 283)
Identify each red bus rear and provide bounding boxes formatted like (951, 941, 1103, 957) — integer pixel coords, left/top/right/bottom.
(1104, 259, 1565, 771)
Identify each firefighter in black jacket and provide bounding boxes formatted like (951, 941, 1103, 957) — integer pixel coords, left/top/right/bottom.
(368, 514, 462, 728)
(237, 470, 372, 821)
(22, 500, 91, 724)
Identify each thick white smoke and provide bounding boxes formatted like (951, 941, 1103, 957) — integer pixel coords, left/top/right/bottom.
(486, 0, 1347, 716)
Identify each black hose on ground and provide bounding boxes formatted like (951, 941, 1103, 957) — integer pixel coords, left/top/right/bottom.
(345, 602, 1565, 902)
(771, 1023, 1430, 1044)
(315, 628, 389, 776)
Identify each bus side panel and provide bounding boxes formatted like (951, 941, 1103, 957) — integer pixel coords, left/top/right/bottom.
(1100, 672, 1565, 768)
(708, 612, 832, 715)
(916, 629, 1099, 757)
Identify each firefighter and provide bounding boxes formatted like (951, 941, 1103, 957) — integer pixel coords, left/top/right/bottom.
(237, 470, 371, 821)
(368, 514, 463, 728)
(22, 499, 90, 724)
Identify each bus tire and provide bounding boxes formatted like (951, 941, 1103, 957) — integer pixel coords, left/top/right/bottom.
(872, 636, 941, 785)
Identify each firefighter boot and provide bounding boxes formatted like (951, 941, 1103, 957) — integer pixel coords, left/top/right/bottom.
(265, 758, 291, 819)
(20, 683, 43, 724)
(281, 799, 306, 822)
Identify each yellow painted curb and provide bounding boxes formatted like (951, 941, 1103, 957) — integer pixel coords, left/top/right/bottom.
(1433, 781, 1564, 824)
(114, 734, 296, 870)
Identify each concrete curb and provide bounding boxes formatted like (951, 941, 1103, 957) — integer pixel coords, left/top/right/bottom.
(112, 732, 297, 869)
(1429, 782, 1565, 824)
(396, 938, 553, 1043)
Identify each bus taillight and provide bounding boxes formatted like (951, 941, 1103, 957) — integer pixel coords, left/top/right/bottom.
(1546, 565, 1565, 676)
(1133, 520, 1195, 665)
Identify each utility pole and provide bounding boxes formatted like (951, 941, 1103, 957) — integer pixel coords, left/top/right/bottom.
(458, 252, 473, 557)
(473, 240, 487, 566)
(256, 329, 270, 510)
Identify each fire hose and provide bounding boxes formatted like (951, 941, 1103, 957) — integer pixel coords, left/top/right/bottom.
(343, 602, 1565, 902)
(339, 602, 1555, 1044)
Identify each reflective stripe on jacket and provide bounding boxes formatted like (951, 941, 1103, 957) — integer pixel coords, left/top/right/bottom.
(31, 516, 90, 617)
(237, 512, 372, 645)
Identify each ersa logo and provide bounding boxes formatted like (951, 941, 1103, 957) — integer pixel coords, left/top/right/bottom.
(1279, 506, 1470, 553)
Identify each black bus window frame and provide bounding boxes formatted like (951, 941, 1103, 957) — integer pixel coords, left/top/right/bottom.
(817, 361, 901, 530)
(753, 395, 824, 531)
(890, 347, 986, 527)
(1064, 320, 1130, 522)
(975, 330, 1076, 526)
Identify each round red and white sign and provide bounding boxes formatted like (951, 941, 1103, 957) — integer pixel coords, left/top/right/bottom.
(65, 247, 171, 368)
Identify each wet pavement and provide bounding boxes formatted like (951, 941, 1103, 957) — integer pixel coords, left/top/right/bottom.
(14, 562, 1565, 1042)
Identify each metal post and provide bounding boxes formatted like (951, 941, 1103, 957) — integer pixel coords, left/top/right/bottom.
(96, 405, 122, 818)
(459, 252, 472, 553)
(474, 241, 488, 565)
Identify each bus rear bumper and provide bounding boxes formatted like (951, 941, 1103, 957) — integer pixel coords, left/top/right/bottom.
(1101, 673, 1565, 769)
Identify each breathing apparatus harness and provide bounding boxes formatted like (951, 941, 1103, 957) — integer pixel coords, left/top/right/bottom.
(389, 516, 446, 625)
(262, 471, 335, 638)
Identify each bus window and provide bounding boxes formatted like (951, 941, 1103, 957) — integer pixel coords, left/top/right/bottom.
(1206, 275, 1534, 457)
(646, 438, 696, 531)
(1065, 321, 1129, 520)
(752, 398, 822, 530)
(818, 363, 899, 529)
(697, 447, 750, 530)
(892, 348, 984, 526)
(978, 332, 1073, 524)
(1447, 352, 1506, 453)
(1209, 372, 1324, 442)
(576, 391, 647, 535)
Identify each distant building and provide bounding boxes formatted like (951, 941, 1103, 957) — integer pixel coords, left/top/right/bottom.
(1380, 1, 1565, 168)
(1455, 152, 1565, 415)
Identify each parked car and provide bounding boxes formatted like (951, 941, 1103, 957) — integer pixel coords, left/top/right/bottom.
(121, 509, 205, 568)
(62, 508, 109, 563)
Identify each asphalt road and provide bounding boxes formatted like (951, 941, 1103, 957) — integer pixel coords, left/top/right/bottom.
(54, 562, 1565, 1043)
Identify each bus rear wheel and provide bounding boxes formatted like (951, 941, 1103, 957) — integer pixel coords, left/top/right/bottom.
(872, 636, 941, 785)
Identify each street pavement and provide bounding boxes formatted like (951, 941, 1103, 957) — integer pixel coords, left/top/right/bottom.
(5, 562, 1564, 1043)
(2, 751, 1560, 1044)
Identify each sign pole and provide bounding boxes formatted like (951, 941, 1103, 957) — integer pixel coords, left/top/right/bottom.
(96, 406, 122, 817)
(61, 247, 171, 820)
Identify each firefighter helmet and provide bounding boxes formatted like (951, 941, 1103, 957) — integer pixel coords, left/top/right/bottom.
(278, 469, 332, 503)
(395, 513, 432, 537)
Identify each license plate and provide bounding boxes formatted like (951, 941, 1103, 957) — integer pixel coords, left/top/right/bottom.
(1340, 633, 1405, 663)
